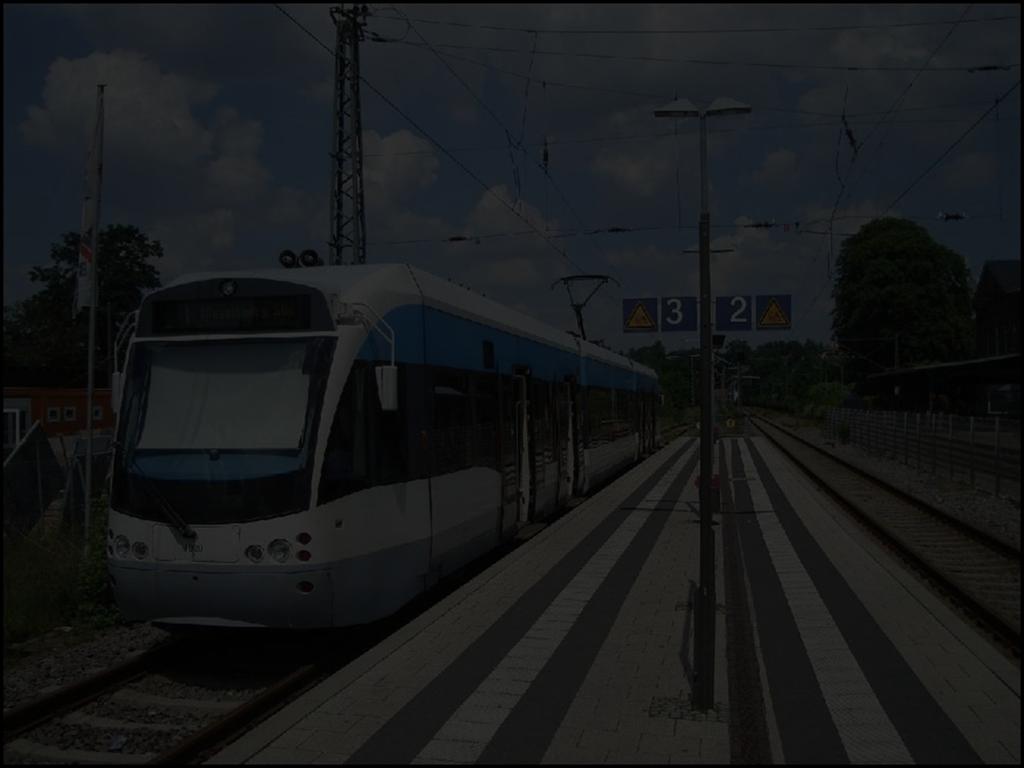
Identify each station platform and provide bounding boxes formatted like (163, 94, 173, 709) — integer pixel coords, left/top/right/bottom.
(208, 430, 1020, 764)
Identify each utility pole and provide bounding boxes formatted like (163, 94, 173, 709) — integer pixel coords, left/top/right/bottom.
(329, 4, 368, 266)
(75, 83, 105, 552)
(656, 96, 751, 712)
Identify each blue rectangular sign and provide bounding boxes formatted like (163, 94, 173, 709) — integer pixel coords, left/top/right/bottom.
(755, 295, 792, 329)
(660, 296, 697, 332)
(622, 297, 658, 333)
(715, 295, 752, 331)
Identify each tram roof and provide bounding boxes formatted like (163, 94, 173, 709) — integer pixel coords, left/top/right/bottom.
(159, 264, 656, 380)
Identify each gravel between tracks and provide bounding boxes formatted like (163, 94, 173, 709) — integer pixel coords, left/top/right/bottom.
(772, 416, 1021, 552)
(3, 623, 171, 714)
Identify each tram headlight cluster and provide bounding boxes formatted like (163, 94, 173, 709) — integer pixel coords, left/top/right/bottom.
(244, 534, 313, 564)
(268, 538, 291, 563)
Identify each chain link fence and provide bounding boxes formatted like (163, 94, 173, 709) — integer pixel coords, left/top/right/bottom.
(824, 408, 1021, 501)
(2, 422, 65, 537)
(3, 423, 114, 538)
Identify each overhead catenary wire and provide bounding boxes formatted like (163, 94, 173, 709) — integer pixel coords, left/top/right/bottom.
(825, 4, 975, 277)
(379, 37, 1016, 74)
(387, 6, 590, 231)
(369, 11, 1020, 36)
(882, 79, 1021, 215)
(366, 35, 1019, 120)
(272, 3, 590, 279)
(361, 115, 1018, 159)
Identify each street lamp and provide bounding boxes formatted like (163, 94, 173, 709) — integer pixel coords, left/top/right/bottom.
(656, 96, 751, 711)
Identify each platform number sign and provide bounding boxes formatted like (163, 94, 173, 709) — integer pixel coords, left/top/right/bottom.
(622, 297, 659, 333)
(659, 296, 696, 332)
(715, 295, 752, 331)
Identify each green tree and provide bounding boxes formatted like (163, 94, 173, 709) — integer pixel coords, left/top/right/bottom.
(832, 217, 973, 382)
(4, 225, 163, 386)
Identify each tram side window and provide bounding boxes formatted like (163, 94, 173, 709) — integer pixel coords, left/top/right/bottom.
(433, 369, 471, 474)
(614, 389, 634, 437)
(472, 373, 499, 469)
(531, 381, 551, 461)
(319, 363, 369, 503)
(368, 365, 408, 485)
(587, 387, 614, 446)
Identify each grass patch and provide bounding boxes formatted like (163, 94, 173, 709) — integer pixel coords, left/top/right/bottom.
(3, 494, 120, 651)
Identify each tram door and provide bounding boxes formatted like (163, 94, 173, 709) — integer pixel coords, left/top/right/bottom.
(572, 383, 586, 495)
(514, 374, 532, 522)
(558, 381, 574, 503)
(499, 377, 518, 538)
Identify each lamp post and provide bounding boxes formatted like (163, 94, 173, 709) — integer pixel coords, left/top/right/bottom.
(656, 97, 751, 711)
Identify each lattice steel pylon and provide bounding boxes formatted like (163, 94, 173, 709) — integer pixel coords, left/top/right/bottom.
(329, 4, 368, 265)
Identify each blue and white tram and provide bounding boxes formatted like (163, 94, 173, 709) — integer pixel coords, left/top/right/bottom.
(107, 264, 659, 628)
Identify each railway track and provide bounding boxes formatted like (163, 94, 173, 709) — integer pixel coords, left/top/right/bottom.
(3, 632, 331, 765)
(749, 413, 1021, 657)
(4, 437, 690, 765)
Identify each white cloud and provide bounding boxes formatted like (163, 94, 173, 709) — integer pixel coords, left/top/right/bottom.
(18, 49, 286, 277)
(592, 143, 676, 198)
(150, 208, 235, 280)
(751, 148, 798, 187)
(363, 128, 440, 206)
(20, 50, 217, 167)
(204, 108, 271, 205)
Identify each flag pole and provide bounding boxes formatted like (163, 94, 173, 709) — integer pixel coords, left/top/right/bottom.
(82, 84, 106, 551)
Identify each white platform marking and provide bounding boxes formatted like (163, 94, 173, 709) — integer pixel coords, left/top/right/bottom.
(740, 438, 913, 764)
(412, 442, 697, 764)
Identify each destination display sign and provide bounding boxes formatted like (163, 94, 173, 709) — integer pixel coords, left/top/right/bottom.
(153, 295, 312, 335)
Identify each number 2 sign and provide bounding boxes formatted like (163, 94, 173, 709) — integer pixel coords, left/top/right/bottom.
(715, 296, 752, 330)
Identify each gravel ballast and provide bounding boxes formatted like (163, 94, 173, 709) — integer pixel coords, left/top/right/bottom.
(774, 415, 1021, 552)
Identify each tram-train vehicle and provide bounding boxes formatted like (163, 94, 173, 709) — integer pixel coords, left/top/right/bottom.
(106, 263, 659, 628)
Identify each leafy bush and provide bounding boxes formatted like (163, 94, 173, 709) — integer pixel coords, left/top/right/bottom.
(3, 493, 120, 648)
(75, 494, 120, 627)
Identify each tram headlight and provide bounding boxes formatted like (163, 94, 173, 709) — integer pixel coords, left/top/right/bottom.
(114, 535, 130, 559)
(245, 544, 265, 563)
(268, 539, 291, 563)
(131, 541, 149, 560)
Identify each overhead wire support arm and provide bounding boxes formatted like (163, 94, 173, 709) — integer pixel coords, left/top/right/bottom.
(551, 274, 619, 341)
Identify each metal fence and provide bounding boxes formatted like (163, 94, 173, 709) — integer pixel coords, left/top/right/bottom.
(3, 425, 114, 538)
(3, 421, 66, 536)
(824, 408, 1021, 501)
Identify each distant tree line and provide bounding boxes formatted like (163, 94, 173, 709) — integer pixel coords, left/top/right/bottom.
(626, 216, 976, 417)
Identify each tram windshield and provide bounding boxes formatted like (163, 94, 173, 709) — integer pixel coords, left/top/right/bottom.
(111, 336, 335, 524)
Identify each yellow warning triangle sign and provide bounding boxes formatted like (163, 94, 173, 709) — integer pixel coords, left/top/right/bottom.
(626, 302, 657, 330)
(759, 298, 790, 328)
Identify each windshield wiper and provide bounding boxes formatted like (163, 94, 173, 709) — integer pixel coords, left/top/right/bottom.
(113, 440, 196, 540)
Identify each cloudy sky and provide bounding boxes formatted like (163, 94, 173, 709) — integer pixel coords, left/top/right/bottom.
(3, 4, 1020, 350)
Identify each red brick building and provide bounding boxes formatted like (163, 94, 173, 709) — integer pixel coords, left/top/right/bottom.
(3, 387, 115, 450)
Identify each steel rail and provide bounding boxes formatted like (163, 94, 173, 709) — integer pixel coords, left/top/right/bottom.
(749, 412, 1020, 657)
(749, 412, 1021, 559)
(3, 638, 184, 742)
